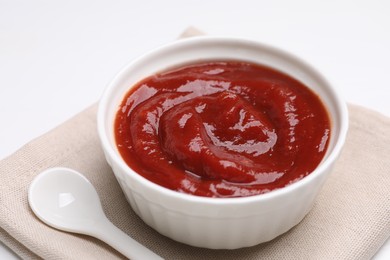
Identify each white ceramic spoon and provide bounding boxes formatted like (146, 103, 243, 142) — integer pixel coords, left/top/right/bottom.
(28, 167, 163, 260)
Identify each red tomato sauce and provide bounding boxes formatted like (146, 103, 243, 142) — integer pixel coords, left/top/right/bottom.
(114, 61, 331, 198)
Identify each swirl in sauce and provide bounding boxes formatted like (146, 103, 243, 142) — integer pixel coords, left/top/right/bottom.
(115, 61, 330, 198)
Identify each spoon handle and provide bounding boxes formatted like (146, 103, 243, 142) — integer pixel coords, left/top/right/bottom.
(91, 216, 163, 260)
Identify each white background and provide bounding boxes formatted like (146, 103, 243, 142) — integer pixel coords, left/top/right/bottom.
(0, 0, 389, 258)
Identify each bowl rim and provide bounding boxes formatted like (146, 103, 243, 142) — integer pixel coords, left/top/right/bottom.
(97, 36, 349, 205)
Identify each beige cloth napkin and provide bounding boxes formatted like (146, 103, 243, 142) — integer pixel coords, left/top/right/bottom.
(1, 28, 390, 260)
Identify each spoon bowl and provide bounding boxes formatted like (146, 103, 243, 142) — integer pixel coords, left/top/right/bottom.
(29, 167, 103, 233)
(28, 167, 162, 260)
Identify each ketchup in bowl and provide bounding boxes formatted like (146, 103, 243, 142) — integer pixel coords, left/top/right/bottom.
(114, 61, 330, 198)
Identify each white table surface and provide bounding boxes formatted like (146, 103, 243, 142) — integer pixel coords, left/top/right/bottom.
(1, 0, 389, 258)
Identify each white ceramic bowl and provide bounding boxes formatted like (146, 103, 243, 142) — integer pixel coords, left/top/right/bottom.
(97, 36, 348, 249)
